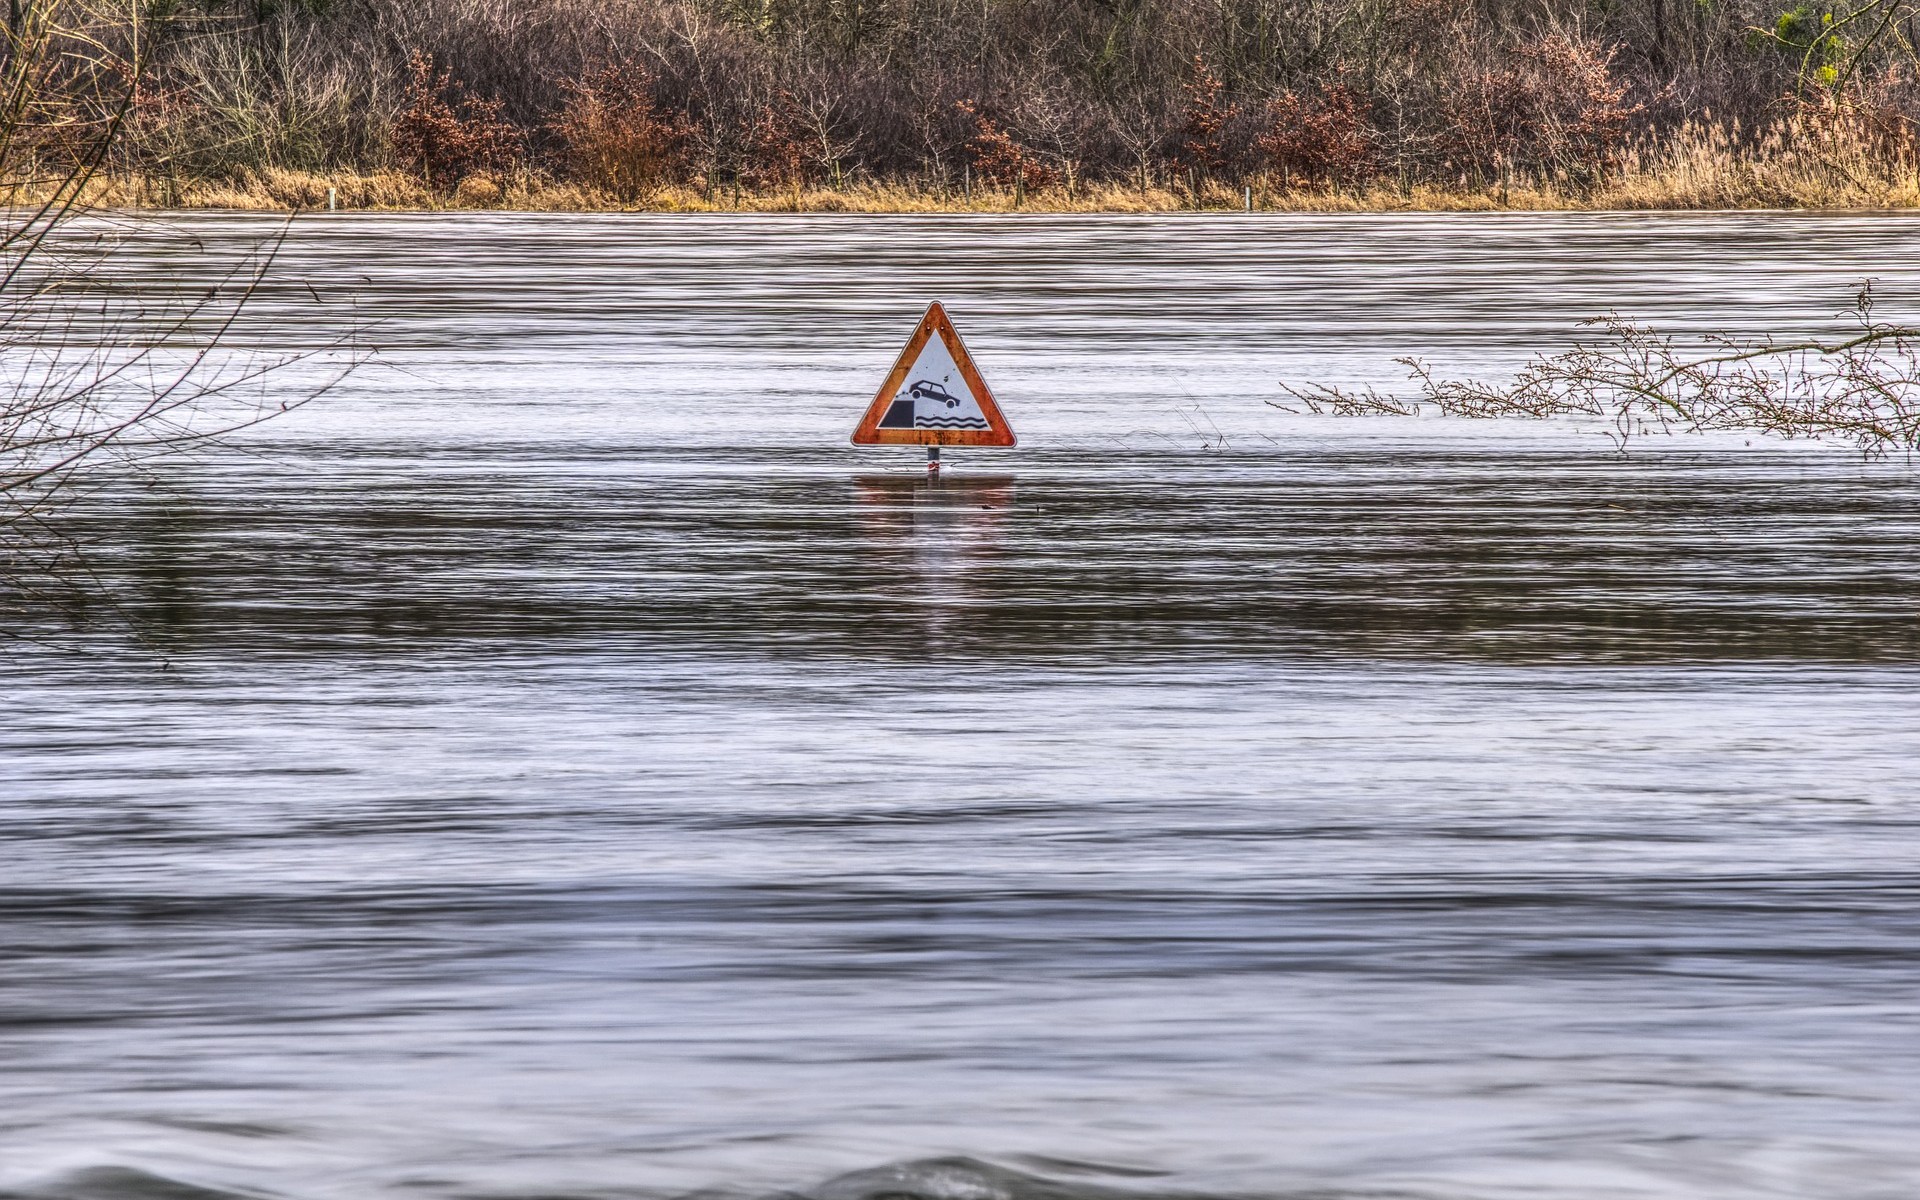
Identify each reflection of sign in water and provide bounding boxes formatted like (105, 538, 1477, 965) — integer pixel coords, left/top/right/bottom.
(852, 474, 1016, 623)
(852, 302, 1016, 447)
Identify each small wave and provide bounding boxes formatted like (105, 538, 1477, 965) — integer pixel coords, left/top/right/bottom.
(792, 1157, 1200, 1200)
(773, 1158, 1428, 1200)
(913, 417, 990, 429)
(0, 1167, 267, 1200)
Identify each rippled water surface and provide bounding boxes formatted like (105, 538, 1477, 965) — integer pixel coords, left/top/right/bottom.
(5, 213, 1920, 1200)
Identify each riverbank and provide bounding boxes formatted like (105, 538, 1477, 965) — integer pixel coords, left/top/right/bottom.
(50, 134, 1920, 214)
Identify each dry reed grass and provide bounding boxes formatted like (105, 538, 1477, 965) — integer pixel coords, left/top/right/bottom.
(22, 111, 1920, 213)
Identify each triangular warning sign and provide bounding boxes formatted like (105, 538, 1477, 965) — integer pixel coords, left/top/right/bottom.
(852, 302, 1016, 448)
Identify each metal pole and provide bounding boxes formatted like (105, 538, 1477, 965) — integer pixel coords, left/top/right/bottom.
(327, 186, 337, 212)
(927, 445, 941, 474)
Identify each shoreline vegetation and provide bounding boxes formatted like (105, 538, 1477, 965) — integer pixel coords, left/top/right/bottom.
(40, 143, 1920, 214)
(11, 1, 1920, 216)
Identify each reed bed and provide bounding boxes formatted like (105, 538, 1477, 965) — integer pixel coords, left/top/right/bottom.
(46, 131, 1920, 215)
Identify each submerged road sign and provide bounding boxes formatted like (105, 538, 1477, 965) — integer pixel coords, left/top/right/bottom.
(851, 302, 1016, 448)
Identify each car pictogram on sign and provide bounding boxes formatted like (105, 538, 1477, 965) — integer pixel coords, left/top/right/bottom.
(908, 379, 962, 408)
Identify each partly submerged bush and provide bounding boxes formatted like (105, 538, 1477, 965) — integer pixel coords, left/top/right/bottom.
(1278, 285, 1920, 458)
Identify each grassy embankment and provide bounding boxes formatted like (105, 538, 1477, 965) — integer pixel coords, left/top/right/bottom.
(83, 177, 1920, 215)
(55, 129, 1920, 215)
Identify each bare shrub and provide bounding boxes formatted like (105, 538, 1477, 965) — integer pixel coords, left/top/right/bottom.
(642, 6, 772, 193)
(135, 19, 373, 180)
(550, 60, 688, 200)
(788, 80, 863, 188)
(738, 95, 808, 189)
(1105, 83, 1179, 193)
(1444, 32, 1640, 189)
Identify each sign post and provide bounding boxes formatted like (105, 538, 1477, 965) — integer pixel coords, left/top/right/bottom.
(851, 302, 1016, 475)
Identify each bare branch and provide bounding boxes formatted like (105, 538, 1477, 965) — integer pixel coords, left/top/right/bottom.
(1278, 284, 1920, 458)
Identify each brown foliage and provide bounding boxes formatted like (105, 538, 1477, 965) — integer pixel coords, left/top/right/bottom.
(957, 101, 1056, 191)
(550, 61, 689, 200)
(1177, 58, 1240, 177)
(391, 51, 520, 191)
(742, 96, 810, 189)
(1258, 76, 1376, 185)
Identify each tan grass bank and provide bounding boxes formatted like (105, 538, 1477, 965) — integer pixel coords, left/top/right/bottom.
(36, 124, 1920, 214)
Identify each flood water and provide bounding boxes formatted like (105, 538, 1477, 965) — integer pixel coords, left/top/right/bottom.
(4, 213, 1920, 1200)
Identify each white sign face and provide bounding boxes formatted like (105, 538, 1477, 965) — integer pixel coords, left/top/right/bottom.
(872, 335, 993, 433)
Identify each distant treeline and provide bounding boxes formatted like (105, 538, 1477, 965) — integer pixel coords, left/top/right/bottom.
(13, 0, 1920, 200)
